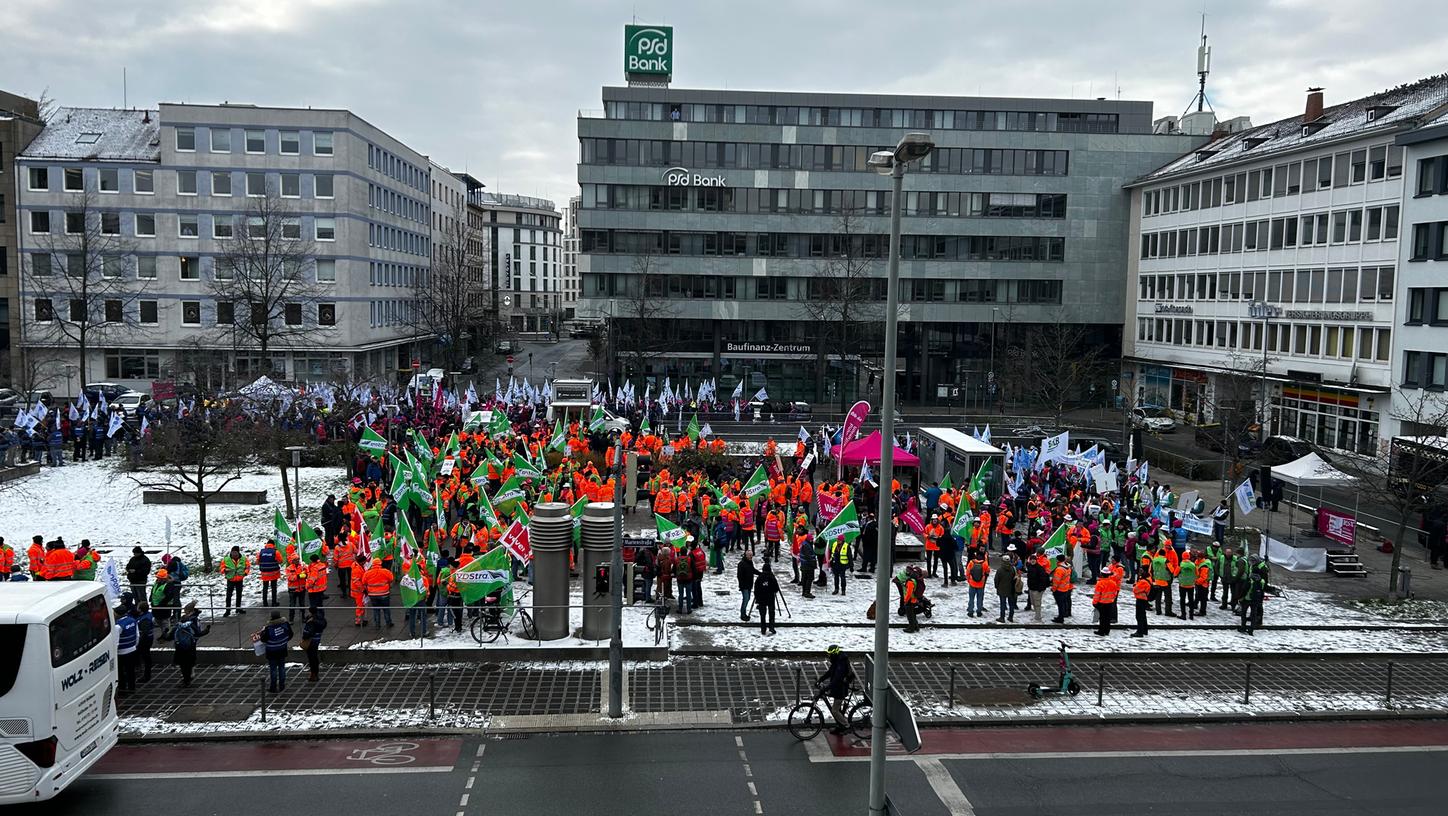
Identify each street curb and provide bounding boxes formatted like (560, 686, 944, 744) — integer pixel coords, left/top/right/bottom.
(672, 620, 1448, 632)
(674, 649, 1448, 661)
(173, 644, 670, 666)
(118, 709, 1448, 744)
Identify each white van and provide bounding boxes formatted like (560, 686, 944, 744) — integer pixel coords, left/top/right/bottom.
(0, 583, 119, 804)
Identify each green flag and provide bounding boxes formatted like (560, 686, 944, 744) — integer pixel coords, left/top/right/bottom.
(426, 531, 442, 578)
(489, 409, 511, 438)
(654, 513, 688, 549)
(950, 509, 973, 539)
(475, 487, 500, 528)
(686, 413, 701, 441)
(548, 420, 568, 453)
(511, 452, 544, 480)
(463, 410, 486, 430)
(1042, 524, 1068, 568)
(938, 472, 954, 491)
(400, 559, 426, 608)
(396, 510, 419, 560)
(570, 497, 588, 546)
(493, 475, 527, 515)
(297, 520, 324, 562)
(358, 425, 387, 456)
(457, 546, 513, 607)
(389, 453, 414, 511)
(434, 485, 447, 533)
(817, 502, 860, 544)
(968, 460, 993, 506)
(273, 510, 294, 548)
(742, 465, 769, 499)
(588, 405, 606, 433)
(406, 451, 434, 508)
(410, 428, 434, 463)
(442, 431, 460, 461)
(640, 415, 651, 434)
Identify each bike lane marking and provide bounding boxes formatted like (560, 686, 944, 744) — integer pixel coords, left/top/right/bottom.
(91, 737, 463, 779)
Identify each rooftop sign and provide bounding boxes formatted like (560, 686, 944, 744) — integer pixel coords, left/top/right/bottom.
(625, 25, 672, 83)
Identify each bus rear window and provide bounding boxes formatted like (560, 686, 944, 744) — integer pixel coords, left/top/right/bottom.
(0, 625, 25, 697)
(49, 595, 111, 668)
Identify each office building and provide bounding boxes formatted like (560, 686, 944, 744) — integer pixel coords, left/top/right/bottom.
(15, 102, 441, 393)
(1124, 77, 1448, 454)
(1391, 114, 1448, 436)
(576, 86, 1200, 405)
(0, 90, 45, 383)
(563, 195, 581, 322)
(472, 191, 563, 334)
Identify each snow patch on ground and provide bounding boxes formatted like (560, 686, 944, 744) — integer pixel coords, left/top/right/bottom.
(120, 706, 491, 737)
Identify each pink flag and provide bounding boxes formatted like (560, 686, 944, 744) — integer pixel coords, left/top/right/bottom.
(841, 400, 871, 447)
(500, 520, 533, 563)
(899, 497, 926, 536)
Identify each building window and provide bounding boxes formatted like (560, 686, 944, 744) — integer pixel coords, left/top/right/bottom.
(212, 172, 232, 196)
(315, 217, 335, 241)
(282, 218, 301, 239)
(313, 131, 333, 155)
(176, 127, 195, 152)
(1412, 223, 1434, 261)
(318, 303, 336, 325)
(139, 300, 158, 324)
(247, 172, 266, 197)
(284, 302, 303, 325)
(181, 301, 201, 325)
(34, 298, 53, 322)
(135, 213, 155, 237)
(101, 212, 120, 235)
(67, 298, 85, 322)
(99, 168, 119, 193)
(213, 216, 234, 239)
(30, 253, 52, 276)
(280, 131, 300, 155)
(64, 167, 83, 191)
(102, 255, 124, 279)
(30, 211, 50, 234)
(247, 217, 265, 239)
(315, 258, 336, 282)
(216, 301, 234, 325)
(314, 174, 334, 198)
(65, 211, 85, 234)
(104, 299, 122, 323)
(179, 256, 199, 280)
(134, 169, 154, 194)
(281, 173, 300, 198)
(210, 128, 231, 152)
(105, 349, 161, 379)
(28, 167, 49, 191)
(177, 170, 197, 196)
(245, 129, 265, 153)
(137, 256, 157, 279)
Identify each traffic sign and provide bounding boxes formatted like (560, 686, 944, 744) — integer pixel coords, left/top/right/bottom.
(507, 355, 515, 365)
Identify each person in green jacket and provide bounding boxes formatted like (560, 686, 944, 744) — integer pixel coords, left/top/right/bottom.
(1205, 541, 1226, 602)
(74, 539, 98, 581)
(1177, 555, 1197, 620)
(221, 546, 250, 617)
(1149, 547, 1174, 617)
(1225, 548, 1250, 612)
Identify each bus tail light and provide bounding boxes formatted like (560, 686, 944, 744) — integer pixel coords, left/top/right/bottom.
(16, 736, 58, 768)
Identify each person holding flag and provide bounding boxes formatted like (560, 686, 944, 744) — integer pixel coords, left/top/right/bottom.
(363, 557, 395, 627)
(400, 556, 429, 638)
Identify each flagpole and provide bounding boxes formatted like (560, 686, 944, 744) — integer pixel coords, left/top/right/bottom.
(607, 439, 625, 718)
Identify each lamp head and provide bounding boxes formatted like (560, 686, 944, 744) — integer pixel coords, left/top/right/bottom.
(867, 150, 895, 175)
(894, 132, 935, 163)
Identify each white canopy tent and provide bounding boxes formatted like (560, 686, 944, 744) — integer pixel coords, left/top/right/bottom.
(1272, 452, 1356, 488)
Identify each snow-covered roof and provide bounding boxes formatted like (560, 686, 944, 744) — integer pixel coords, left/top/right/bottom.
(21, 106, 161, 162)
(1134, 74, 1448, 185)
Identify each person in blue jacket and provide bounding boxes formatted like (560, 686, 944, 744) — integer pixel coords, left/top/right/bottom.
(116, 605, 139, 692)
(256, 611, 294, 693)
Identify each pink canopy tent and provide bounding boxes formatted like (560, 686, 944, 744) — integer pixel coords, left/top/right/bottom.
(838, 430, 919, 468)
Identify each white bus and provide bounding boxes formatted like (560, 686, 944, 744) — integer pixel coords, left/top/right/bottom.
(0, 582, 119, 804)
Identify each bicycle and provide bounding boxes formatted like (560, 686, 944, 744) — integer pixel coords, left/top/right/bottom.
(469, 586, 537, 644)
(788, 682, 872, 741)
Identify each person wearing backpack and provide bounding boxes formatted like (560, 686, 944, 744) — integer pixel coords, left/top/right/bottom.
(655, 546, 676, 604)
(674, 546, 695, 614)
(993, 555, 1019, 623)
(172, 602, 209, 687)
(965, 551, 990, 618)
(255, 612, 294, 693)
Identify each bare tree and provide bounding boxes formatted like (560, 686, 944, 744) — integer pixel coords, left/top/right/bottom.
(798, 209, 886, 411)
(1209, 351, 1275, 534)
(209, 190, 334, 361)
(27, 189, 145, 387)
(404, 204, 492, 371)
(612, 252, 677, 383)
(1001, 308, 1106, 426)
(130, 406, 258, 572)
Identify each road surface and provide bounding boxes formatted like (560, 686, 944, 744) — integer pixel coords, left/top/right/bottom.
(23, 721, 1448, 815)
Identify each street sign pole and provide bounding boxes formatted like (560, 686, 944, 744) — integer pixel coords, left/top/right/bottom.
(608, 440, 625, 718)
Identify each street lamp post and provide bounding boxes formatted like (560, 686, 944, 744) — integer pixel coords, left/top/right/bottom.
(284, 445, 305, 522)
(989, 306, 1001, 412)
(866, 132, 934, 816)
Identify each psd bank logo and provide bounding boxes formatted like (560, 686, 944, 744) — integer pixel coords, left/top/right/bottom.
(625, 25, 672, 77)
(662, 167, 727, 187)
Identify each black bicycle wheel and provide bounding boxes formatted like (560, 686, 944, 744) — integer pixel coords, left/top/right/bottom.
(847, 700, 873, 740)
(469, 614, 484, 645)
(518, 610, 537, 640)
(787, 702, 825, 741)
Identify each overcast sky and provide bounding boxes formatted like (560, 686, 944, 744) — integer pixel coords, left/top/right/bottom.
(7, 0, 1444, 210)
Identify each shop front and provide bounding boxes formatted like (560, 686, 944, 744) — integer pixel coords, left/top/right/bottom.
(1277, 384, 1383, 455)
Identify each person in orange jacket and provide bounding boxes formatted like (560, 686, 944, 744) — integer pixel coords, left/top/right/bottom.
(43, 539, 76, 580)
(964, 549, 990, 617)
(363, 557, 394, 627)
(1092, 559, 1122, 636)
(305, 555, 328, 618)
(334, 539, 356, 601)
(1050, 557, 1074, 623)
(1131, 571, 1152, 637)
(351, 561, 367, 626)
(0, 538, 14, 580)
(1194, 553, 1212, 618)
(27, 536, 45, 580)
(284, 555, 307, 622)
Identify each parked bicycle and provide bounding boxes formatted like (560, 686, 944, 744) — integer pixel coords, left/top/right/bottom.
(470, 586, 537, 644)
(788, 682, 872, 741)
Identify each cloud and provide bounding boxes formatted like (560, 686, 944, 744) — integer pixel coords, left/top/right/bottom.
(4, 0, 1445, 208)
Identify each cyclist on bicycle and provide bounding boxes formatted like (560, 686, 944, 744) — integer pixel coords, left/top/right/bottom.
(818, 645, 857, 734)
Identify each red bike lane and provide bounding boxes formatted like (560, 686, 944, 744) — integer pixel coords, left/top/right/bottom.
(92, 737, 463, 777)
(827, 719, 1448, 758)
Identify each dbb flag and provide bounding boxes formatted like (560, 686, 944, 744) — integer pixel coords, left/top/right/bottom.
(400, 560, 426, 608)
(816, 502, 860, 544)
(456, 546, 513, 608)
(654, 513, 688, 548)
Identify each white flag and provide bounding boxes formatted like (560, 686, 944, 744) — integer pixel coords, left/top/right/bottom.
(32, 400, 48, 421)
(731, 381, 744, 401)
(68, 403, 80, 421)
(1038, 431, 1070, 468)
(140, 415, 150, 436)
(752, 387, 768, 402)
(1233, 479, 1257, 516)
(798, 426, 810, 443)
(981, 424, 991, 445)
(107, 411, 124, 438)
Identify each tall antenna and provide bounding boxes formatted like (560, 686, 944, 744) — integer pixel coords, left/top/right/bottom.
(1180, 12, 1216, 120)
(123, 67, 127, 109)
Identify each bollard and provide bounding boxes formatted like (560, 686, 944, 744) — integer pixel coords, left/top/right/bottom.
(259, 678, 267, 723)
(1385, 662, 1394, 708)
(429, 673, 437, 721)
(1097, 668, 1105, 707)
(1244, 663, 1253, 705)
(948, 666, 956, 706)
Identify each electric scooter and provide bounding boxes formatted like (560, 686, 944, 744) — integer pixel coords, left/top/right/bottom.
(1027, 641, 1082, 698)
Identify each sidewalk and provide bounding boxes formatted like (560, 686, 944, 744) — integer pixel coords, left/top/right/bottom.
(115, 653, 1448, 738)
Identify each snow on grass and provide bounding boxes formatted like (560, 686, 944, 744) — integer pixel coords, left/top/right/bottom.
(1344, 597, 1448, 623)
(0, 458, 347, 593)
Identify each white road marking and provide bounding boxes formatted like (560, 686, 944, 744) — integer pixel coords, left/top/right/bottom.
(475, 744, 486, 758)
(92, 767, 453, 780)
(748, 782, 758, 796)
(917, 757, 975, 816)
(459, 793, 470, 807)
(736, 736, 745, 747)
(465, 776, 475, 789)
(743, 763, 753, 777)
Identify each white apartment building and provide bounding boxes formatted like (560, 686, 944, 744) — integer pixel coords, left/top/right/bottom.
(1125, 78, 1448, 455)
(563, 194, 581, 321)
(1391, 116, 1448, 436)
(472, 192, 563, 334)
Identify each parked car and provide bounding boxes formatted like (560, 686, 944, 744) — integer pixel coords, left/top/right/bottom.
(0, 388, 21, 406)
(1256, 435, 1326, 467)
(495, 340, 515, 355)
(84, 382, 130, 404)
(114, 391, 150, 418)
(1072, 436, 1128, 468)
(1130, 405, 1176, 432)
(24, 390, 54, 408)
(1194, 423, 1261, 457)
